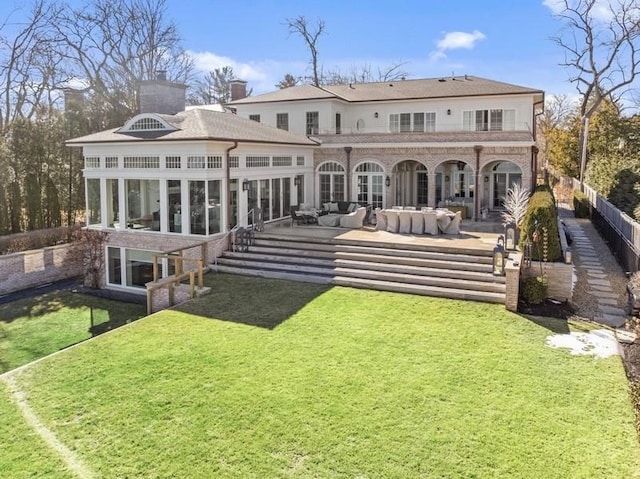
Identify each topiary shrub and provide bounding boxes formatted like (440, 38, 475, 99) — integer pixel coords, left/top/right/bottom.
(535, 184, 556, 207)
(520, 276, 547, 305)
(573, 190, 590, 218)
(518, 188, 562, 262)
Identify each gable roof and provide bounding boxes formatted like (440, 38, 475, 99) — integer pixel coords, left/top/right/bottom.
(227, 76, 544, 105)
(67, 109, 318, 146)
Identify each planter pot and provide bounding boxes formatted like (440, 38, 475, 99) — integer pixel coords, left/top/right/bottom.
(627, 284, 640, 316)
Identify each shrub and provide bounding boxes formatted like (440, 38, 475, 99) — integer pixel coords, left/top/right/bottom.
(520, 276, 547, 304)
(518, 189, 562, 262)
(573, 190, 590, 218)
(0, 226, 80, 255)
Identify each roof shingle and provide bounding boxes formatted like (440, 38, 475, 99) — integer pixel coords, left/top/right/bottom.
(67, 109, 318, 146)
(227, 76, 544, 105)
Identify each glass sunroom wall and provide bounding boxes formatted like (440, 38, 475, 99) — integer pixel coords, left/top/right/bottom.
(167, 180, 182, 233)
(207, 180, 221, 235)
(125, 179, 160, 230)
(106, 179, 119, 228)
(271, 178, 281, 219)
(86, 178, 101, 226)
(189, 180, 206, 235)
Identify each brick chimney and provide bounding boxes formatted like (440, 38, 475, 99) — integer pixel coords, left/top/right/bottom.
(230, 79, 248, 101)
(138, 71, 187, 114)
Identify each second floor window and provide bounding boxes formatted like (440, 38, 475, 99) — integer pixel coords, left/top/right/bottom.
(306, 111, 319, 135)
(463, 109, 515, 131)
(249, 114, 260, 122)
(390, 112, 435, 133)
(276, 113, 289, 131)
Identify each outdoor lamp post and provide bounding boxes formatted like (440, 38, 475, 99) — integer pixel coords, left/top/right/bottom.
(242, 178, 249, 191)
(504, 221, 518, 250)
(493, 235, 506, 276)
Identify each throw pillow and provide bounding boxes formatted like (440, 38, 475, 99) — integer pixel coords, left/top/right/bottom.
(347, 202, 357, 213)
(329, 202, 339, 212)
(322, 202, 330, 212)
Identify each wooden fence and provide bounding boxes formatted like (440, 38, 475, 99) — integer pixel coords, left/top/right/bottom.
(571, 178, 640, 272)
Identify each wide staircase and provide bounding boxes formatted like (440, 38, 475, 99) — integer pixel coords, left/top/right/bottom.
(213, 232, 506, 304)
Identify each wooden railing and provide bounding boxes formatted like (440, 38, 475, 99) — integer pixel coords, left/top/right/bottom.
(146, 243, 207, 315)
(146, 208, 263, 314)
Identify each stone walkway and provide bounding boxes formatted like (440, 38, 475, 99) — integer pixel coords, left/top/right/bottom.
(559, 204, 629, 327)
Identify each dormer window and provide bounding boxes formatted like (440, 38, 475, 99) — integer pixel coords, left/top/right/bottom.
(119, 114, 177, 133)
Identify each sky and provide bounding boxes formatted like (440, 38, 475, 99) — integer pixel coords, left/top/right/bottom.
(0, 0, 576, 98)
(162, 0, 572, 97)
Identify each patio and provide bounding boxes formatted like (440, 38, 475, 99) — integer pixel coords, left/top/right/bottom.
(265, 211, 506, 254)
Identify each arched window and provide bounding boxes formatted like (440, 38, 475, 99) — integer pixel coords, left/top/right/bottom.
(317, 162, 345, 204)
(119, 114, 177, 133)
(492, 162, 522, 207)
(355, 162, 385, 208)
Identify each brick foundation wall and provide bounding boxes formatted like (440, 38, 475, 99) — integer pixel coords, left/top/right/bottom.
(0, 243, 83, 295)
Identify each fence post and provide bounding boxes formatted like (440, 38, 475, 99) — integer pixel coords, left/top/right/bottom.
(147, 289, 153, 315)
(153, 256, 159, 282)
(190, 271, 195, 298)
(201, 243, 208, 266)
(168, 282, 174, 307)
(198, 259, 203, 289)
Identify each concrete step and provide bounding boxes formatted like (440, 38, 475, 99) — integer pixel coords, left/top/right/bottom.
(250, 244, 494, 269)
(220, 251, 502, 283)
(215, 230, 506, 305)
(254, 236, 493, 258)
(215, 259, 505, 294)
(213, 265, 505, 304)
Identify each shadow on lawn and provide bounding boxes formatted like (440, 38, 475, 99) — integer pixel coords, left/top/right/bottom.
(0, 285, 146, 336)
(175, 273, 332, 329)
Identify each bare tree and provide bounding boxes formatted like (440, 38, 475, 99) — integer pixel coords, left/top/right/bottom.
(324, 62, 409, 85)
(73, 228, 109, 288)
(0, 0, 62, 132)
(54, 0, 194, 128)
(287, 16, 325, 87)
(551, 0, 640, 186)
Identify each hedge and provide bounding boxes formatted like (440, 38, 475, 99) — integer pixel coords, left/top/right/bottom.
(573, 190, 590, 218)
(518, 188, 562, 262)
(0, 226, 80, 255)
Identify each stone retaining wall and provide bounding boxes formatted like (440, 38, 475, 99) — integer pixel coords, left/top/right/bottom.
(0, 243, 82, 295)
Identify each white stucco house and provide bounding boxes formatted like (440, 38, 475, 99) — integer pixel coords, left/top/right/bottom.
(227, 76, 544, 220)
(68, 74, 543, 293)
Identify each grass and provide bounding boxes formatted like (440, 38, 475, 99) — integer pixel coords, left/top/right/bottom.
(0, 290, 146, 373)
(0, 382, 75, 478)
(2, 274, 640, 478)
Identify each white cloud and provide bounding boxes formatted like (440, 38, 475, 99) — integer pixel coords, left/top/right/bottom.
(436, 30, 486, 51)
(187, 50, 309, 94)
(429, 30, 486, 63)
(542, 0, 615, 22)
(542, 0, 564, 14)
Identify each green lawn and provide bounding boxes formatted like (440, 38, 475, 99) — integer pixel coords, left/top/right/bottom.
(0, 290, 146, 373)
(2, 274, 639, 478)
